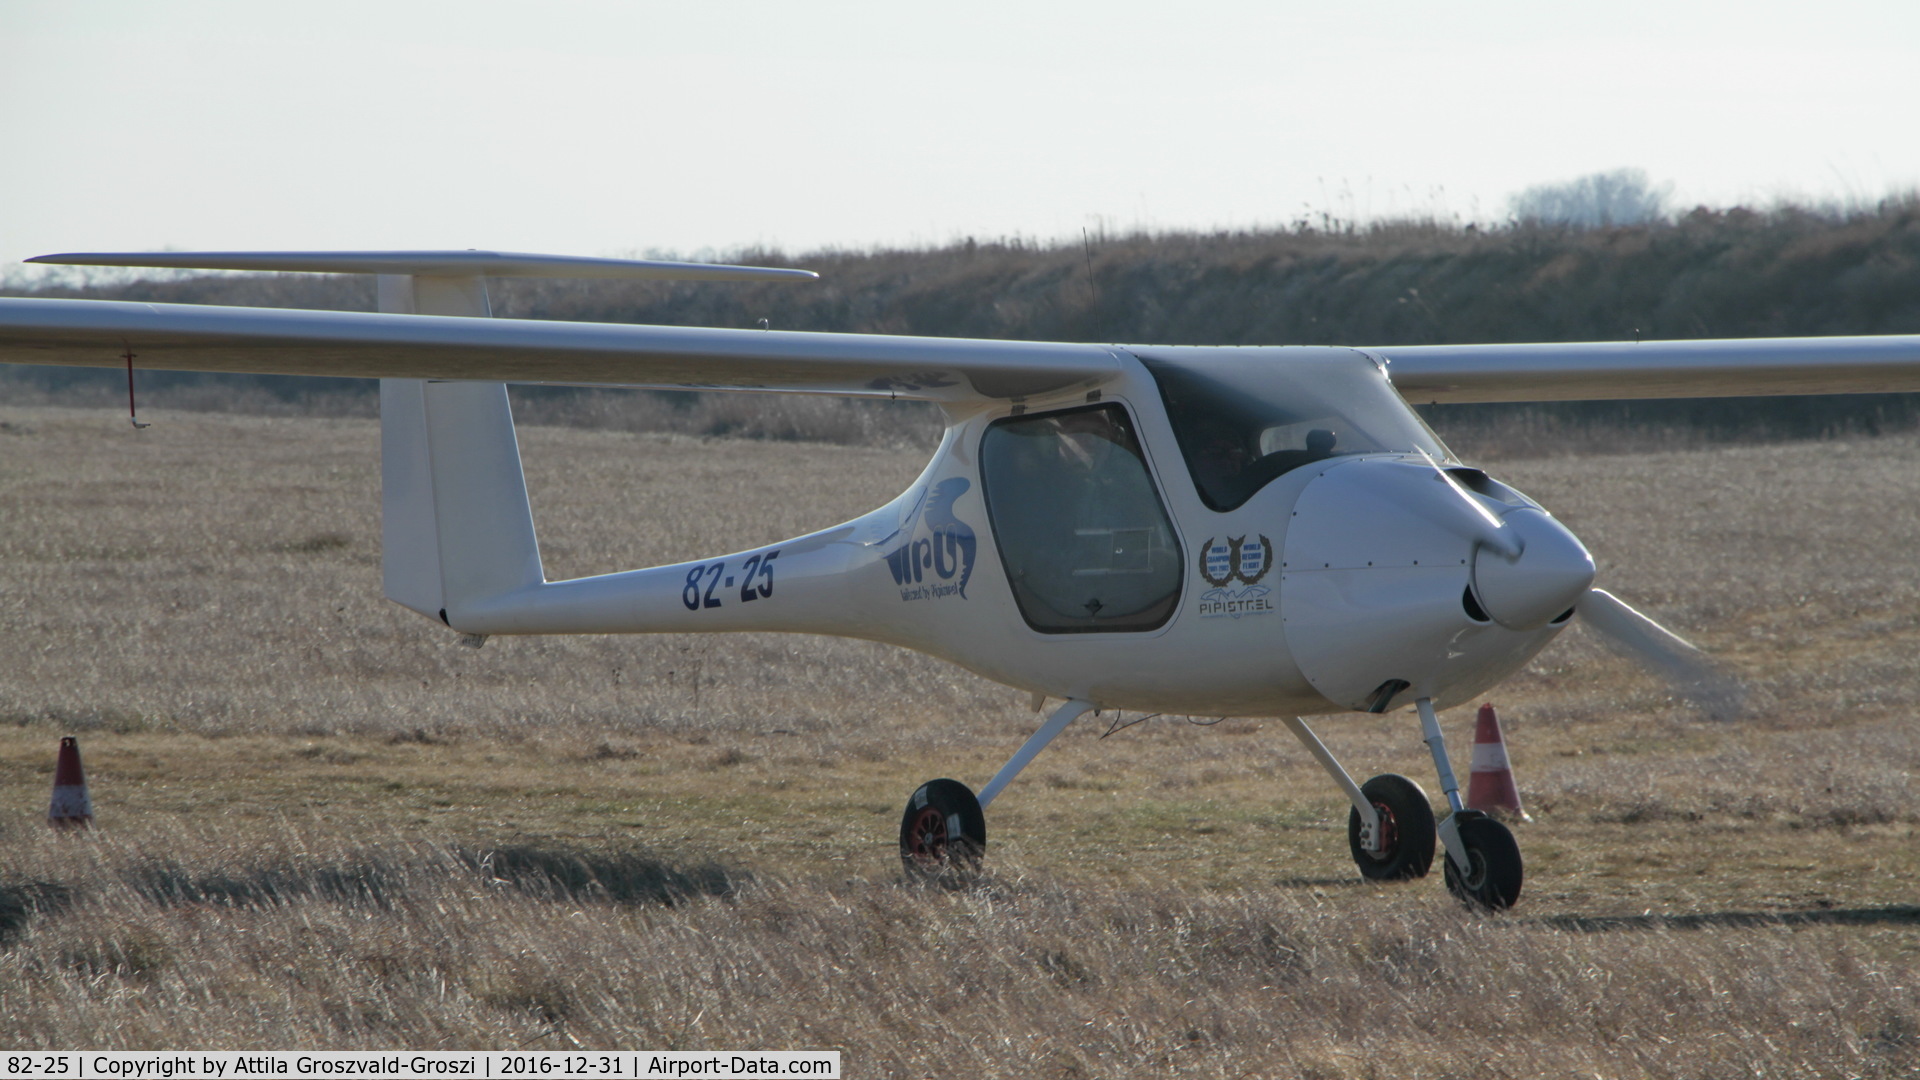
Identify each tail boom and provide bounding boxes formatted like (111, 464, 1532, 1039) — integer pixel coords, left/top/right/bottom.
(443, 527, 865, 637)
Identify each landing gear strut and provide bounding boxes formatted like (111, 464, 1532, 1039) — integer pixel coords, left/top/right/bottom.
(1285, 717, 1435, 880)
(1418, 697, 1523, 909)
(898, 698, 1094, 878)
(1289, 702, 1523, 908)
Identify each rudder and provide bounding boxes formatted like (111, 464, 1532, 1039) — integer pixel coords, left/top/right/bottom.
(381, 378, 545, 626)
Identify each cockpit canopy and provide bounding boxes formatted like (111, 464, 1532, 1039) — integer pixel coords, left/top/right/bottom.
(1137, 348, 1455, 512)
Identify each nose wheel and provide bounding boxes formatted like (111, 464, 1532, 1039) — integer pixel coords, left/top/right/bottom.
(1441, 811, 1523, 909)
(899, 778, 986, 878)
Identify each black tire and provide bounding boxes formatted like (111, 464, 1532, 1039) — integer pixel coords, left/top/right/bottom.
(899, 778, 986, 877)
(1347, 773, 1437, 881)
(1442, 811, 1524, 910)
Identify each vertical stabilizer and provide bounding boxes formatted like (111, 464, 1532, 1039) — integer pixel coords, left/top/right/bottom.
(378, 273, 543, 626)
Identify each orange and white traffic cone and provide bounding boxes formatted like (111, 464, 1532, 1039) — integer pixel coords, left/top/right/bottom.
(47, 736, 92, 829)
(1465, 704, 1529, 821)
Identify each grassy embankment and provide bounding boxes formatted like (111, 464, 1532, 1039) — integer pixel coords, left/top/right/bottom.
(1, 406, 1917, 1073)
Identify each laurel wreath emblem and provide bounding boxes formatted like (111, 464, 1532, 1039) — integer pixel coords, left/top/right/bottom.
(1198, 534, 1274, 587)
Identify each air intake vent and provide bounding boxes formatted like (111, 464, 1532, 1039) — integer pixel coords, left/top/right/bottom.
(1447, 467, 1524, 505)
(1463, 585, 1492, 623)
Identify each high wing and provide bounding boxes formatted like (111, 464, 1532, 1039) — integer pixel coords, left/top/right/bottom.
(10, 298, 1920, 405)
(1373, 336, 1920, 404)
(5, 246, 1920, 404)
(0, 296, 1121, 402)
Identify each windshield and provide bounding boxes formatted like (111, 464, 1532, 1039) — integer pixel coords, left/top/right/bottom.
(1138, 349, 1454, 512)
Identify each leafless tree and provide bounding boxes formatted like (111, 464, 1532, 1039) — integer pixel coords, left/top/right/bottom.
(1510, 168, 1671, 228)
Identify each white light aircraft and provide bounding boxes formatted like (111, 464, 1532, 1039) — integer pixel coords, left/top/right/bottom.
(6, 249, 1920, 909)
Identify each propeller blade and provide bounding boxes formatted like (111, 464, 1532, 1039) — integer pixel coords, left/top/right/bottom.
(1574, 588, 1742, 717)
(1418, 449, 1522, 557)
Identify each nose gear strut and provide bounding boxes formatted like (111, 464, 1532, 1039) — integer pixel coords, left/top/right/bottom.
(1419, 696, 1524, 909)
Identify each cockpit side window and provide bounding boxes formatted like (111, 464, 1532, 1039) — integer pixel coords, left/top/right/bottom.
(979, 403, 1182, 633)
(1140, 352, 1453, 512)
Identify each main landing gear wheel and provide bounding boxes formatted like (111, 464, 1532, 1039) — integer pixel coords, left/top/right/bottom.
(899, 778, 986, 878)
(1347, 773, 1437, 881)
(1442, 811, 1524, 910)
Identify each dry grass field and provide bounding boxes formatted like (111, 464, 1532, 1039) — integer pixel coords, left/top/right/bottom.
(3, 403, 1920, 1076)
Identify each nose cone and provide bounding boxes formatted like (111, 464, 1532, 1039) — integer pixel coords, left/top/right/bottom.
(1471, 509, 1595, 631)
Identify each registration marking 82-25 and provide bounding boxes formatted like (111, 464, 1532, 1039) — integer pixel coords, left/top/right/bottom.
(680, 549, 780, 611)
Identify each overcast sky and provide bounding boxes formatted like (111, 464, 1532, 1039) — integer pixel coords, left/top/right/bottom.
(4, 0, 1917, 273)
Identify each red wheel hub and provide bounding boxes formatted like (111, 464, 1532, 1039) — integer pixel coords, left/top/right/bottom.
(907, 806, 949, 861)
(1371, 800, 1400, 857)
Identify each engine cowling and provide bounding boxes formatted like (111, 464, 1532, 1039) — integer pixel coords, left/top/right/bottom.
(1279, 457, 1590, 711)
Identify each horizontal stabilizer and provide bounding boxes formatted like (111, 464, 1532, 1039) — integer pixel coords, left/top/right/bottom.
(27, 250, 819, 282)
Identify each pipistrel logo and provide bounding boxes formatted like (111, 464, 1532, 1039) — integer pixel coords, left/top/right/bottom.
(1197, 535, 1274, 618)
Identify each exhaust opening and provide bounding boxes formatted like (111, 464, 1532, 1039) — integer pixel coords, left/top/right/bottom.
(1365, 679, 1412, 714)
